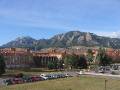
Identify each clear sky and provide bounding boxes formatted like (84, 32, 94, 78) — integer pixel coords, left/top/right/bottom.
(0, 0, 120, 45)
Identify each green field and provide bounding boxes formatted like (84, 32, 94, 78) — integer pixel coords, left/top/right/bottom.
(0, 76, 120, 90)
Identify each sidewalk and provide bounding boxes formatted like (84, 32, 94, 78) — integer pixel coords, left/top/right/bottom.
(84, 72, 120, 78)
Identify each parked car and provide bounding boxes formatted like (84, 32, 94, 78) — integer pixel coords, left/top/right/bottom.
(12, 78, 24, 84)
(40, 74, 48, 80)
(30, 76, 44, 82)
(3, 72, 73, 86)
(4, 78, 13, 85)
(22, 75, 32, 82)
(58, 74, 66, 78)
(65, 73, 72, 77)
(45, 74, 58, 79)
(98, 66, 111, 73)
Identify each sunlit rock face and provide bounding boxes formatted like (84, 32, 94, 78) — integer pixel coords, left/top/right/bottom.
(1, 31, 120, 49)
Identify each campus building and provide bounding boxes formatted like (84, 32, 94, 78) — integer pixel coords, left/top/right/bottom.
(1, 47, 120, 69)
(32, 51, 64, 67)
(0, 48, 65, 68)
(0, 48, 33, 68)
(106, 48, 120, 63)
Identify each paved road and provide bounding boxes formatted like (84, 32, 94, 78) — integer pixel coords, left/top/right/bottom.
(84, 72, 120, 77)
(76, 71, 120, 80)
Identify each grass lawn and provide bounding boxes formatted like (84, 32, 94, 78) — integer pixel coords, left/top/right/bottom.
(0, 76, 120, 90)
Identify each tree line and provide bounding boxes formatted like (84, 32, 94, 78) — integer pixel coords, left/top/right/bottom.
(47, 48, 112, 70)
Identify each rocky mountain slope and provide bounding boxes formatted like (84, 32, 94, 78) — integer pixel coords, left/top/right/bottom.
(1, 31, 120, 49)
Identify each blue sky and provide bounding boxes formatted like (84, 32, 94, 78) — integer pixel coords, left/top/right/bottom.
(0, 0, 120, 45)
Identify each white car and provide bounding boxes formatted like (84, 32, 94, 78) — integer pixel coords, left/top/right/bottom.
(40, 74, 48, 80)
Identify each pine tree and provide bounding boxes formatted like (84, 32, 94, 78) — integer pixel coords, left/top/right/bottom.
(0, 55, 6, 75)
(97, 48, 112, 66)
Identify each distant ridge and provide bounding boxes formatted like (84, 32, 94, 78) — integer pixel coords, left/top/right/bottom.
(1, 31, 120, 50)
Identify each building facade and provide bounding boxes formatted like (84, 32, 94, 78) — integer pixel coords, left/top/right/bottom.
(32, 51, 63, 68)
(0, 48, 33, 68)
(0, 48, 64, 68)
(1, 47, 120, 69)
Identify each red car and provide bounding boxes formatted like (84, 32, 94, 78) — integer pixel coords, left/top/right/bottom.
(30, 76, 43, 82)
(12, 78, 24, 84)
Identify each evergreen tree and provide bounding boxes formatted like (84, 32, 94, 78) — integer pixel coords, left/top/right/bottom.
(47, 62, 55, 69)
(87, 49, 94, 65)
(57, 60, 64, 70)
(97, 48, 112, 66)
(77, 55, 88, 69)
(64, 54, 78, 69)
(64, 54, 87, 69)
(0, 55, 6, 75)
(47, 61, 58, 69)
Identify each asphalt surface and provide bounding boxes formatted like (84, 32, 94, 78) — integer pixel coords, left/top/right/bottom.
(0, 71, 120, 86)
(0, 78, 5, 86)
(83, 72, 120, 80)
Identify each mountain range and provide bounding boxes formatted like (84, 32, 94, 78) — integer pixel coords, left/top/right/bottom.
(1, 31, 120, 50)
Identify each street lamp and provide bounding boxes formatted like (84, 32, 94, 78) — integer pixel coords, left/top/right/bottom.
(105, 79, 108, 90)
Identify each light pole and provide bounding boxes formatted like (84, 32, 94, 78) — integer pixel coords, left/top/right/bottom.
(63, 63, 65, 70)
(105, 79, 108, 90)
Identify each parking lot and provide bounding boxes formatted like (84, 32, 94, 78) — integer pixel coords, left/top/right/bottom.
(0, 78, 5, 86)
(0, 72, 76, 86)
